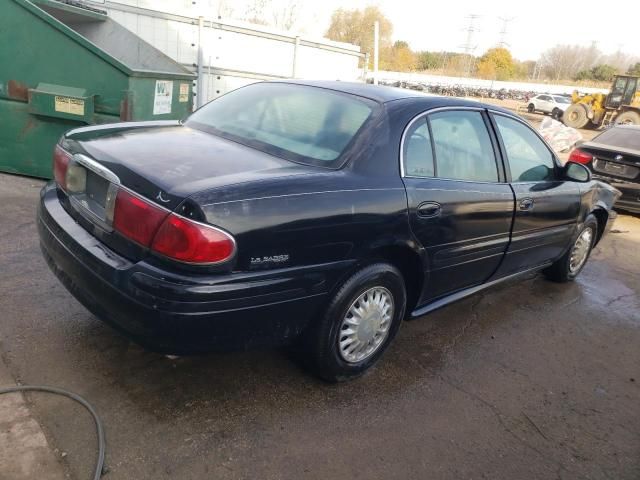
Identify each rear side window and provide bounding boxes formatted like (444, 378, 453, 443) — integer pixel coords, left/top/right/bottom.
(186, 83, 373, 167)
(429, 110, 499, 182)
(403, 119, 434, 177)
(493, 115, 555, 182)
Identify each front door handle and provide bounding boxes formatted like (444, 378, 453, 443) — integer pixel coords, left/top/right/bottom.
(417, 201, 442, 218)
(519, 198, 534, 211)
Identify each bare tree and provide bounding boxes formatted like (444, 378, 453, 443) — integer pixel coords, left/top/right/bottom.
(239, 0, 301, 30)
(540, 44, 601, 80)
(215, 0, 235, 19)
(244, 0, 269, 26)
(271, 0, 299, 31)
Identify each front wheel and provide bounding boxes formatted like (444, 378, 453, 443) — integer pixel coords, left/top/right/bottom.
(563, 103, 590, 129)
(305, 263, 406, 382)
(544, 215, 598, 282)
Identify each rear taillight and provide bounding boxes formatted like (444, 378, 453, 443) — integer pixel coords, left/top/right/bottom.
(113, 189, 169, 247)
(53, 144, 71, 190)
(112, 188, 236, 264)
(568, 148, 593, 164)
(151, 214, 236, 264)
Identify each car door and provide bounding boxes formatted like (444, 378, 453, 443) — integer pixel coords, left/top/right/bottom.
(401, 108, 515, 302)
(538, 95, 552, 113)
(489, 112, 581, 277)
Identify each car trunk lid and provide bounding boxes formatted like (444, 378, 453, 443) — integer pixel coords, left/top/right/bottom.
(57, 122, 316, 264)
(581, 142, 640, 182)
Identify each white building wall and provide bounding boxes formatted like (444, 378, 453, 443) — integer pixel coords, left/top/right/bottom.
(96, 1, 363, 104)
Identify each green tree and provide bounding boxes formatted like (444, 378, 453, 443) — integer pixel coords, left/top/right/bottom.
(416, 51, 442, 70)
(325, 6, 393, 62)
(575, 64, 618, 82)
(627, 62, 640, 76)
(476, 48, 516, 80)
(591, 64, 617, 81)
(380, 40, 416, 72)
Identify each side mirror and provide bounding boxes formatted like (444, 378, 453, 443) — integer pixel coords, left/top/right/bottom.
(564, 162, 591, 182)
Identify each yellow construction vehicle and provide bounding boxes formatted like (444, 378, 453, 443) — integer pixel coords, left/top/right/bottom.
(563, 75, 640, 129)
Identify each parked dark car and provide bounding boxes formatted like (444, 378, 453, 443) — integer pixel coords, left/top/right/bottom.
(568, 125, 640, 213)
(38, 81, 619, 381)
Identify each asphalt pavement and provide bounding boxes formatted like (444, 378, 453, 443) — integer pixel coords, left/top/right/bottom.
(0, 172, 638, 480)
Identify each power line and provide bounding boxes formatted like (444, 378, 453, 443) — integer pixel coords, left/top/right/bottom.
(459, 14, 480, 77)
(497, 16, 515, 49)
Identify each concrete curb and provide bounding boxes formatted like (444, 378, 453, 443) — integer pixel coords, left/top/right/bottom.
(0, 361, 67, 480)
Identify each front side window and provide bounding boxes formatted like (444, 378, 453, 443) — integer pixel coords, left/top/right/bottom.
(186, 83, 374, 167)
(403, 118, 434, 177)
(493, 115, 556, 182)
(429, 110, 498, 182)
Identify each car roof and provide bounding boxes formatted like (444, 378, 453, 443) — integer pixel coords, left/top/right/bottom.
(587, 124, 640, 153)
(273, 80, 513, 114)
(611, 124, 640, 131)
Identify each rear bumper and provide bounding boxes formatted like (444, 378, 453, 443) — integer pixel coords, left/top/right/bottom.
(38, 182, 350, 354)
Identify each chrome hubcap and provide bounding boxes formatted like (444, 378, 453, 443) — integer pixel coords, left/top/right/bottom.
(569, 227, 593, 273)
(338, 287, 394, 363)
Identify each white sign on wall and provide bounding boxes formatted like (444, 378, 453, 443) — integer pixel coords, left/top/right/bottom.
(153, 80, 173, 115)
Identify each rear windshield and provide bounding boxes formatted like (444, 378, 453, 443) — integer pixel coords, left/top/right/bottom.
(186, 83, 374, 168)
(594, 127, 640, 151)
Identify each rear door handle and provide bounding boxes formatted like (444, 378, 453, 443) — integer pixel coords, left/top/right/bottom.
(417, 201, 442, 218)
(519, 198, 534, 211)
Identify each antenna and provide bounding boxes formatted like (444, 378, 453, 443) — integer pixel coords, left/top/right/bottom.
(497, 16, 515, 49)
(459, 14, 480, 77)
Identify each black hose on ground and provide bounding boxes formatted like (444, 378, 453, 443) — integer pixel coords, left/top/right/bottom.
(0, 385, 105, 480)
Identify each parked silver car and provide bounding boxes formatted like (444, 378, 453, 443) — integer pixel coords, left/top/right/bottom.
(527, 94, 572, 119)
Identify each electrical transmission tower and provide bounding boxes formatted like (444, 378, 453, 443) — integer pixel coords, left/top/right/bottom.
(459, 14, 480, 77)
(497, 16, 515, 49)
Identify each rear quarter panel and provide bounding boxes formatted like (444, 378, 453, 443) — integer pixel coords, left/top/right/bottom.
(190, 171, 411, 273)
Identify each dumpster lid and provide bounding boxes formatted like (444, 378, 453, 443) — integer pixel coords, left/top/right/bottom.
(27, 0, 195, 80)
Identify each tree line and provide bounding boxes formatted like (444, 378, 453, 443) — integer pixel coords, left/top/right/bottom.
(325, 6, 640, 84)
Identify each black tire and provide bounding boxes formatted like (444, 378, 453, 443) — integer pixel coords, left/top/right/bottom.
(527, 103, 535, 113)
(552, 108, 563, 120)
(563, 103, 590, 129)
(615, 110, 640, 125)
(544, 214, 598, 282)
(305, 263, 406, 382)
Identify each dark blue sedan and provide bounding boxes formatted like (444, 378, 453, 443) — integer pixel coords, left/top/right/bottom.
(39, 81, 619, 381)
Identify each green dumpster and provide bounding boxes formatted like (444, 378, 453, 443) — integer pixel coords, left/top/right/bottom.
(0, 0, 196, 178)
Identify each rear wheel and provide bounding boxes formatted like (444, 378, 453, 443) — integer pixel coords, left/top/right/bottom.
(563, 103, 590, 129)
(615, 111, 640, 125)
(527, 103, 535, 113)
(552, 108, 563, 120)
(305, 263, 406, 382)
(544, 215, 598, 282)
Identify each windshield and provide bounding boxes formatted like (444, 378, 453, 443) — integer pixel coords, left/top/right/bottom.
(553, 96, 571, 104)
(186, 82, 374, 168)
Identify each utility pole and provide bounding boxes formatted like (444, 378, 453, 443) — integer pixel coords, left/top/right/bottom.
(459, 14, 480, 77)
(373, 20, 379, 85)
(196, 16, 204, 108)
(497, 16, 515, 49)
